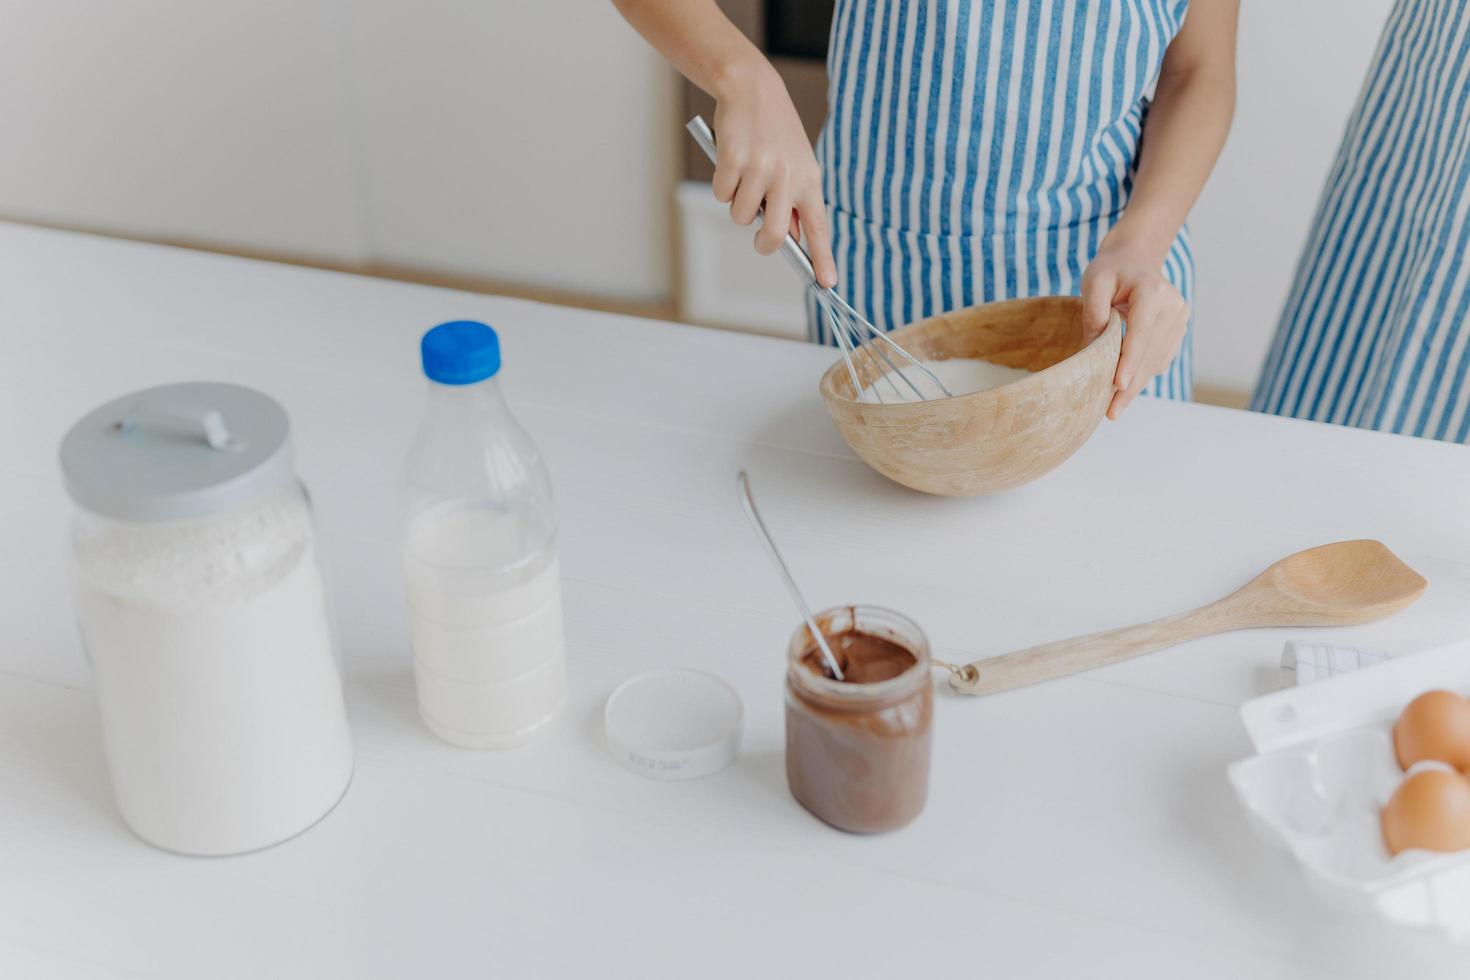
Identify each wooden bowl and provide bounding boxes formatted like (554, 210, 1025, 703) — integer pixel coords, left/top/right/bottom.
(818, 296, 1123, 496)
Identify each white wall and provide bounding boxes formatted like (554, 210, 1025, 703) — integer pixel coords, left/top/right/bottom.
(1183, 0, 1394, 393)
(0, 0, 677, 301)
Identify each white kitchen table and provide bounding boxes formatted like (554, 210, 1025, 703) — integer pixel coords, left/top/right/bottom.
(4, 222, 1470, 979)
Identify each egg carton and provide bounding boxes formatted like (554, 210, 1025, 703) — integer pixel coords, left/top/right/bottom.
(1229, 639, 1470, 940)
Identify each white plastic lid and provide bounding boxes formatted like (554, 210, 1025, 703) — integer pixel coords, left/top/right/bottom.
(604, 669, 742, 781)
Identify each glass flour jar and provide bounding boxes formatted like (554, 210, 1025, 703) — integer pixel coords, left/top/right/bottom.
(60, 382, 353, 855)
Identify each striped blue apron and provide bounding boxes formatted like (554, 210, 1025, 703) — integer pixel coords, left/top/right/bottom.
(810, 0, 1195, 401)
(1252, 0, 1470, 442)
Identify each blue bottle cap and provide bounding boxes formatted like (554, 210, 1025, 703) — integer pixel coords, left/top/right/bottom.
(421, 321, 501, 385)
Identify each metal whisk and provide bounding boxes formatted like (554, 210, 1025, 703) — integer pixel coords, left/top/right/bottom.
(685, 117, 953, 404)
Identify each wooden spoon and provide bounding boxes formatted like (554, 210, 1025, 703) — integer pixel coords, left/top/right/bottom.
(948, 540, 1426, 696)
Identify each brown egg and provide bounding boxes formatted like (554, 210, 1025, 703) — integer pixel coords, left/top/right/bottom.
(1393, 690, 1470, 771)
(1382, 768, 1470, 855)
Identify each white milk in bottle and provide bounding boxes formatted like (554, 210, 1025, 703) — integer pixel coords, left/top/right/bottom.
(402, 321, 566, 748)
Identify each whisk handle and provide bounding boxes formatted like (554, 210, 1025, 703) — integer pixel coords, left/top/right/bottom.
(685, 116, 819, 287)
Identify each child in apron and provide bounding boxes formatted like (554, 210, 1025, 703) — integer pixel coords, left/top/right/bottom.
(615, 0, 1238, 417)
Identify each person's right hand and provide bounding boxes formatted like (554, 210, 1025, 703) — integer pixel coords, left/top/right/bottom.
(711, 59, 836, 288)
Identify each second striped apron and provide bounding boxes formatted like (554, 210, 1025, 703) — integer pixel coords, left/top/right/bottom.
(1252, 0, 1470, 443)
(810, 0, 1195, 401)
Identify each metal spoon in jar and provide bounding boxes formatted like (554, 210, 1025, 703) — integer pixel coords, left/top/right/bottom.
(736, 471, 845, 681)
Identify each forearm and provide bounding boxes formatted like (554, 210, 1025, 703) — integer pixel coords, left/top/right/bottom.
(611, 0, 772, 99)
(1107, 64, 1236, 263)
(612, 0, 835, 283)
(1083, 0, 1237, 416)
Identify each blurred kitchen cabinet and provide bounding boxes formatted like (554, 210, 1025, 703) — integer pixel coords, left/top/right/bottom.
(341, 0, 678, 302)
(0, 0, 679, 303)
(0, 0, 366, 264)
(677, 182, 809, 340)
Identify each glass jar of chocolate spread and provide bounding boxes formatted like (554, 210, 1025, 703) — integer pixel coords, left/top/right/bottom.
(785, 605, 933, 833)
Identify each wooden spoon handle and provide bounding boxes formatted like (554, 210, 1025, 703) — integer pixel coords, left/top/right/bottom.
(948, 608, 1220, 696)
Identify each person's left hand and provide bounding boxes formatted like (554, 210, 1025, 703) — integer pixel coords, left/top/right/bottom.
(1081, 242, 1190, 420)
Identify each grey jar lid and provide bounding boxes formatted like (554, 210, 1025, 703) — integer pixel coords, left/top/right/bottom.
(59, 382, 297, 523)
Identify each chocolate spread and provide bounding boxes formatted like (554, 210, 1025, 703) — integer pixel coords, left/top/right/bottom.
(801, 629, 916, 683)
(786, 626, 932, 834)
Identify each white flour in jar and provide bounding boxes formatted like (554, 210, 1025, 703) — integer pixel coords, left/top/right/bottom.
(860, 357, 1033, 402)
(72, 491, 353, 855)
(404, 505, 566, 748)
